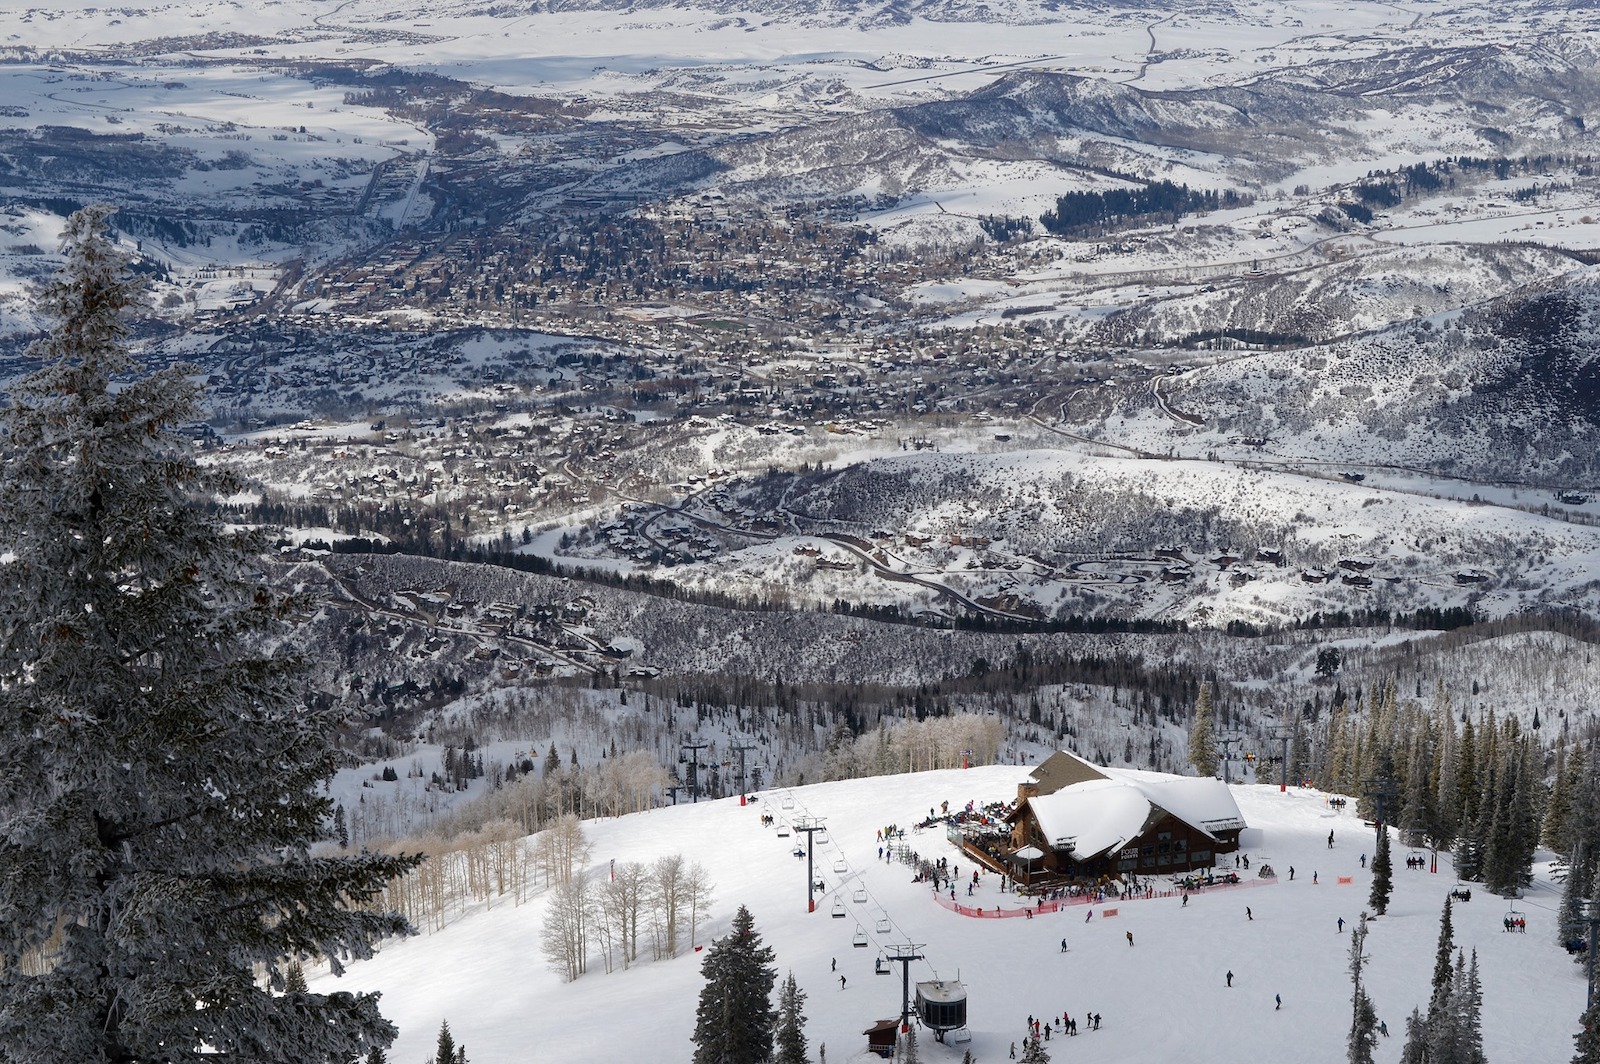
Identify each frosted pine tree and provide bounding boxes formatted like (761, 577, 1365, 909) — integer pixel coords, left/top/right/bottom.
(1348, 925, 1378, 1064)
(1574, 995, 1600, 1064)
(0, 205, 420, 1064)
(773, 970, 809, 1064)
(692, 904, 776, 1064)
(1369, 826, 1394, 915)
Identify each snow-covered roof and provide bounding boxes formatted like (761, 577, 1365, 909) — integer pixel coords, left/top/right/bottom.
(1022, 752, 1246, 860)
(1027, 777, 1157, 860)
(916, 980, 967, 1004)
(1014, 845, 1045, 860)
(1132, 774, 1249, 837)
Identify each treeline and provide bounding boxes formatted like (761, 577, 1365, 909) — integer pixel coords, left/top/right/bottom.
(979, 214, 1033, 242)
(1041, 179, 1251, 234)
(1304, 679, 1551, 898)
(1335, 152, 1597, 219)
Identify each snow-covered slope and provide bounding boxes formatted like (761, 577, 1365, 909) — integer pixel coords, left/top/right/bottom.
(309, 766, 1586, 1063)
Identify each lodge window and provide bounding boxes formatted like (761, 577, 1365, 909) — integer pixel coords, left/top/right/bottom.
(1192, 849, 1212, 864)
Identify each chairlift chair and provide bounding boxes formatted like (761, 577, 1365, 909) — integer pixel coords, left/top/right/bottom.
(1504, 901, 1527, 933)
(834, 859, 848, 874)
(876, 916, 892, 934)
(853, 887, 868, 904)
(776, 823, 791, 838)
(781, 796, 795, 810)
(831, 900, 847, 919)
(815, 829, 829, 845)
(853, 925, 869, 948)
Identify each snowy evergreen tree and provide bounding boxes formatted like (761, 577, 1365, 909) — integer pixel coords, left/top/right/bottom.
(1370, 826, 1394, 915)
(692, 905, 777, 1064)
(773, 971, 809, 1064)
(284, 961, 310, 994)
(1431, 688, 1462, 849)
(434, 1020, 457, 1064)
(1020, 1034, 1052, 1064)
(1349, 925, 1378, 1064)
(1545, 740, 1581, 853)
(1431, 898, 1455, 1013)
(1456, 951, 1485, 1064)
(1189, 682, 1219, 777)
(1426, 950, 1486, 1064)
(1400, 1007, 1428, 1064)
(0, 205, 419, 1064)
(1398, 728, 1434, 847)
(1573, 994, 1600, 1064)
(1559, 848, 1587, 948)
(898, 1025, 922, 1064)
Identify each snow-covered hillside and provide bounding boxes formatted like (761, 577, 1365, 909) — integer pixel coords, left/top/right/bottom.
(309, 767, 1587, 1063)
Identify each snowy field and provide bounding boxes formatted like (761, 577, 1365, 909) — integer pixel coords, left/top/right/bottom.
(310, 766, 1586, 1063)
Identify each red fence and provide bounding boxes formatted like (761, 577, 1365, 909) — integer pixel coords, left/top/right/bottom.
(935, 875, 1274, 918)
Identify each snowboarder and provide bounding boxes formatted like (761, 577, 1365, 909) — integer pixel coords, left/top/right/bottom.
(1085, 909, 1093, 922)
(1313, 871, 1319, 884)
(1126, 931, 1134, 947)
(1379, 1020, 1389, 1037)
(1061, 938, 1068, 952)
(1328, 830, 1335, 848)
(1275, 994, 1282, 1010)
(1227, 970, 1234, 987)
(1361, 853, 1367, 868)
(1289, 866, 1295, 881)
(1246, 906, 1253, 920)
(1338, 917, 1345, 933)
(1182, 893, 1189, 907)
(1009, 1043, 1016, 1059)
(831, 957, 836, 972)
(840, 975, 846, 990)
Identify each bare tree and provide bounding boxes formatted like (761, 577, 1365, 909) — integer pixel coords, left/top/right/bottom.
(604, 861, 651, 969)
(685, 861, 715, 951)
(534, 813, 591, 888)
(650, 854, 685, 959)
(540, 869, 592, 982)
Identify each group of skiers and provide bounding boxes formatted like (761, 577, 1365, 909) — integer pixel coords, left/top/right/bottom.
(1009, 1011, 1102, 1055)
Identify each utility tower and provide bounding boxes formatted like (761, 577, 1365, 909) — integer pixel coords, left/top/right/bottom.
(884, 942, 927, 1033)
(1361, 776, 1399, 847)
(794, 817, 828, 913)
(1271, 728, 1294, 792)
(1219, 734, 1244, 785)
(680, 740, 708, 802)
(728, 742, 755, 796)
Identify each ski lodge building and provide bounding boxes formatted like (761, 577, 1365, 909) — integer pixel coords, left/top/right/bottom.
(999, 750, 1246, 884)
